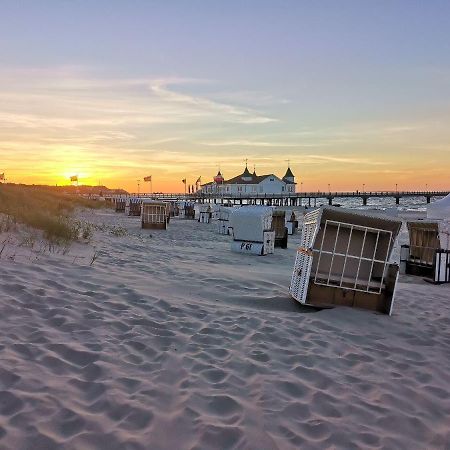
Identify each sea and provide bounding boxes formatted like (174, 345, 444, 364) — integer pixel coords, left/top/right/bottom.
(298, 195, 445, 212)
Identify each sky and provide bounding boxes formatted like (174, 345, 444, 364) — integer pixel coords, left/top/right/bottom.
(1, 0, 449, 193)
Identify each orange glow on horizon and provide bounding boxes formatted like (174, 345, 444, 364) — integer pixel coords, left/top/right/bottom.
(3, 161, 449, 194)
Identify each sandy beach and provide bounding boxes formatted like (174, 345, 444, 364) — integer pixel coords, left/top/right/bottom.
(0, 208, 449, 450)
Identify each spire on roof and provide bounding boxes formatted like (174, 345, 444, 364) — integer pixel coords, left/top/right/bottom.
(242, 166, 252, 177)
(241, 160, 252, 181)
(283, 166, 295, 179)
(214, 168, 224, 184)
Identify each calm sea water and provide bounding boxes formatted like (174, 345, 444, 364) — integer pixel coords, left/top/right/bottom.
(296, 195, 446, 211)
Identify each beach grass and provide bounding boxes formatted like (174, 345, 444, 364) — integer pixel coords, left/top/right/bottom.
(0, 184, 111, 242)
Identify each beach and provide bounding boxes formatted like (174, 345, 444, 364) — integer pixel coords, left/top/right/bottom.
(0, 208, 449, 450)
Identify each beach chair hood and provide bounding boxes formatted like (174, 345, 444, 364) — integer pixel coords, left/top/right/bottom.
(229, 206, 273, 242)
(427, 194, 450, 220)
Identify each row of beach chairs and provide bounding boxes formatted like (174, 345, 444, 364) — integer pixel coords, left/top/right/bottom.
(112, 197, 449, 316)
(225, 204, 448, 315)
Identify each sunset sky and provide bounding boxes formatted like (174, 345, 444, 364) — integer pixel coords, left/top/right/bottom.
(1, 1, 449, 192)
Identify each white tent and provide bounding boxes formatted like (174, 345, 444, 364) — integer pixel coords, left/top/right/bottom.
(427, 194, 450, 220)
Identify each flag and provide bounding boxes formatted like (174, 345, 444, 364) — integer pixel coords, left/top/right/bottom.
(144, 175, 152, 182)
(70, 175, 78, 182)
(182, 178, 186, 184)
(0, 173, 4, 181)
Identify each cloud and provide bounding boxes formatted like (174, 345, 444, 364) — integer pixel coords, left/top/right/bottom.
(0, 69, 278, 131)
(150, 79, 277, 124)
(302, 155, 389, 166)
(198, 139, 298, 147)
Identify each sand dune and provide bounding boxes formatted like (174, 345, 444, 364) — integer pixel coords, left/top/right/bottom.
(0, 209, 449, 449)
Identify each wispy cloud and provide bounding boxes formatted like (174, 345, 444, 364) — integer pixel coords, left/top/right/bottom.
(198, 139, 297, 147)
(302, 155, 389, 166)
(0, 69, 278, 132)
(150, 79, 277, 124)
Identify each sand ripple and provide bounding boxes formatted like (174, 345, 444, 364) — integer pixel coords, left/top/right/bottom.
(0, 213, 449, 449)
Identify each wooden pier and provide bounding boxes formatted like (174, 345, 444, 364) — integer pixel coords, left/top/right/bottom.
(109, 190, 449, 207)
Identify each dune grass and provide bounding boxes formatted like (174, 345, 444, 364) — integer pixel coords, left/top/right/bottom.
(0, 184, 111, 242)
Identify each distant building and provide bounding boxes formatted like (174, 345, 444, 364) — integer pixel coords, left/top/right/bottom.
(199, 165, 296, 195)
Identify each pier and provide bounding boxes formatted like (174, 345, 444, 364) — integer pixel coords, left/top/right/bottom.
(110, 190, 449, 207)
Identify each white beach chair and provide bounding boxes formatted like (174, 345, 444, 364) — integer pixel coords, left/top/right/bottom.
(217, 206, 236, 235)
(198, 205, 212, 223)
(289, 206, 402, 314)
(229, 206, 275, 256)
(286, 211, 298, 235)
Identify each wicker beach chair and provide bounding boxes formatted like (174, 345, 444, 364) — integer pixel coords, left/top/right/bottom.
(198, 205, 212, 223)
(272, 210, 288, 248)
(289, 206, 402, 314)
(401, 221, 450, 283)
(115, 198, 126, 213)
(229, 206, 275, 255)
(128, 198, 142, 216)
(141, 200, 169, 230)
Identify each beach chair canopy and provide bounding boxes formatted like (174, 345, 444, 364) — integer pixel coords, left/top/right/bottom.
(229, 206, 273, 242)
(427, 194, 450, 220)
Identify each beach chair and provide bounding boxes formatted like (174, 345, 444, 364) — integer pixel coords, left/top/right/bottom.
(217, 206, 235, 235)
(286, 211, 298, 235)
(198, 205, 212, 223)
(289, 207, 402, 314)
(128, 198, 142, 216)
(401, 221, 450, 283)
(165, 201, 176, 218)
(141, 200, 169, 230)
(115, 198, 126, 213)
(272, 210, 288, 248)
(184, 204, 196, 220)
(229, 206, 275, 255)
